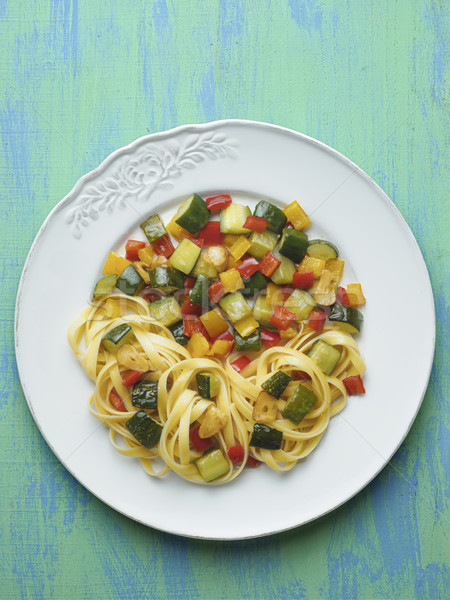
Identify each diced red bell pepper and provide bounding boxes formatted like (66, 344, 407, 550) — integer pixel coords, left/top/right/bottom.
(141, 286, 163, 303)
(189, 425, 214, 452)
(343, 375, 366, 395)
(293, 370, 312, 381)
(184, 277, 196, 294)
(292, 270, 314, 290)
(152, 234, 175, 258)
(208, 280, 226, 305)
(125, 239, 146, 261)
(227, 445, 245, 465)
(121, 370, 144, 386)
(182, 316, 210, 339)
(198, 221, 223, 246)
(261, 328, 281, 348)
(230, 356, 251, 373)
(259, 252, 281, 277)
(205, 194, 232, 211)
(337, 286, 351, 306)
(109, 388, 126, 412)
(243, 215, 267, 232)
(236, 258, 260, 279)
(246, 456, 260, 467)
(192, 238, 204, 249)
(308, 310, 326, 334)
(269, 306, 297, 330)
(181, 299, 202, 316)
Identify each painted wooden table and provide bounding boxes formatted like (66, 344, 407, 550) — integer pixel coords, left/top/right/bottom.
(1, 1, 448, 598)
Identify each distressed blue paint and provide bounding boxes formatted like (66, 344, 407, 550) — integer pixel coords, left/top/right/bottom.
(289, 0, 323, 33)
(199, 64, 216, 121)
(152, 0, 170, 30)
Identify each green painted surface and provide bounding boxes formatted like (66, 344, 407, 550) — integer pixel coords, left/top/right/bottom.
(1, 1, 448, 598)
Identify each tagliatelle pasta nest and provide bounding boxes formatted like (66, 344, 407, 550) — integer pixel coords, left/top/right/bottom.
(68, 293, 365, 485)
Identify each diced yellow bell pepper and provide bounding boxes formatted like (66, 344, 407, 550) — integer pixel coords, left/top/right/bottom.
(152, 255, 168, 267)
(325, 258, 345, 283)
(233, 315, 259, 337)
(219, 268, 244, 293)
(133, 261, 150, 284)
(298, 255, 325, 278)
(166, 215, 193, 242)
(267, 282, 283, 306)
(137, 245, 154, 266)
(282, 201, 311, 231)
(223, 234, 242, 248)
(280, 327, 297, 339)
(208, 339, 233, 358)
(226, 255, 242, 270)
(229, 236, 252, 260)
(200, 308, 229, 338)
(346, 283, 366, 306)
(187, 332, 210, 358)
(102, 251, 131, 276)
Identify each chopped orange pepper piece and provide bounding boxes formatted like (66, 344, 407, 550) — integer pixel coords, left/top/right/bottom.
(102, 252, 131, 276)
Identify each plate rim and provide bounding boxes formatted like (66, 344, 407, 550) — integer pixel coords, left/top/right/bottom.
(14, 119, 436, 540)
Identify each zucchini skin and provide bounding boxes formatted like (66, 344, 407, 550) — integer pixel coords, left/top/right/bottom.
(307, 239, 339, 260)
(125, 411, 162, 449)
(253, 200, 287, 233)
(248, 230, 278, 259)
(282, 385, 317, 424)
(279, 229, 309, 263)
(140, 214, 167, 243)
(175, 194, 210, 234)
(243, 271, 267, 296)
(101, 323, 133, 353)
(116, 265, 145, 296)
(169, 320, 190, 346)
(190, 274, 210, 305)
(250, 423, 283, 450)
(329, 304, 363, 333)
(234, 327, 261, 351)
(93, 274, 117, 300)
(261, 371, 292, 398)
(196, 372, 219, 399)
(308, 340, 341, 375)
(132, 380, 158, 410)
(148, 266, 184, 293)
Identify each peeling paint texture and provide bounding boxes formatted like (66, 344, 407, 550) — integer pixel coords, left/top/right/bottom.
(1, 1, 448, 598)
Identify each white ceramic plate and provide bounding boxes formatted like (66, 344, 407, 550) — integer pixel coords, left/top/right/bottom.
(15, 120, 435, 539)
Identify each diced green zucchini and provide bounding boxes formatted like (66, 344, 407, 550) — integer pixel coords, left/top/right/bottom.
(219, 292, 252, 323)
(148, 266, 184, 294)
(247, 230, 278, 260)
(196, 372, 220, 399)
(126, 411, 162, 449)
(190, 274, 210, 305)
(169, 238, 201, 274)
(175, 194, 210, 234)
(92, 274, 117, 300)
(150, 296, 182, 327)
(253, 294, 273, 327)
(329, 304, 363, 334)
(243, 271, 267, 296)
(220, 204, 251, 234)
(307, 239, 339, 260)
(116, 265, 145, 296)
(270, 251, 296, 285)
(196, 449, 230, 482)
(308, 340, 341, 375)
(249, 423, 283, 450)
(253, 200, 287, 233)
(192, 251, 218, 278)
(140, 214, 167, 243)
(261, 371, 292, 398)
(282, 385, 317, 425)
(169, 320, 190, 346)
(101, 323, 133, 353)
(234, 327, 261, 351)
(279, 229, 309, 263)
(131, 380, 158, 409)
(284, 289, 315, 320)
